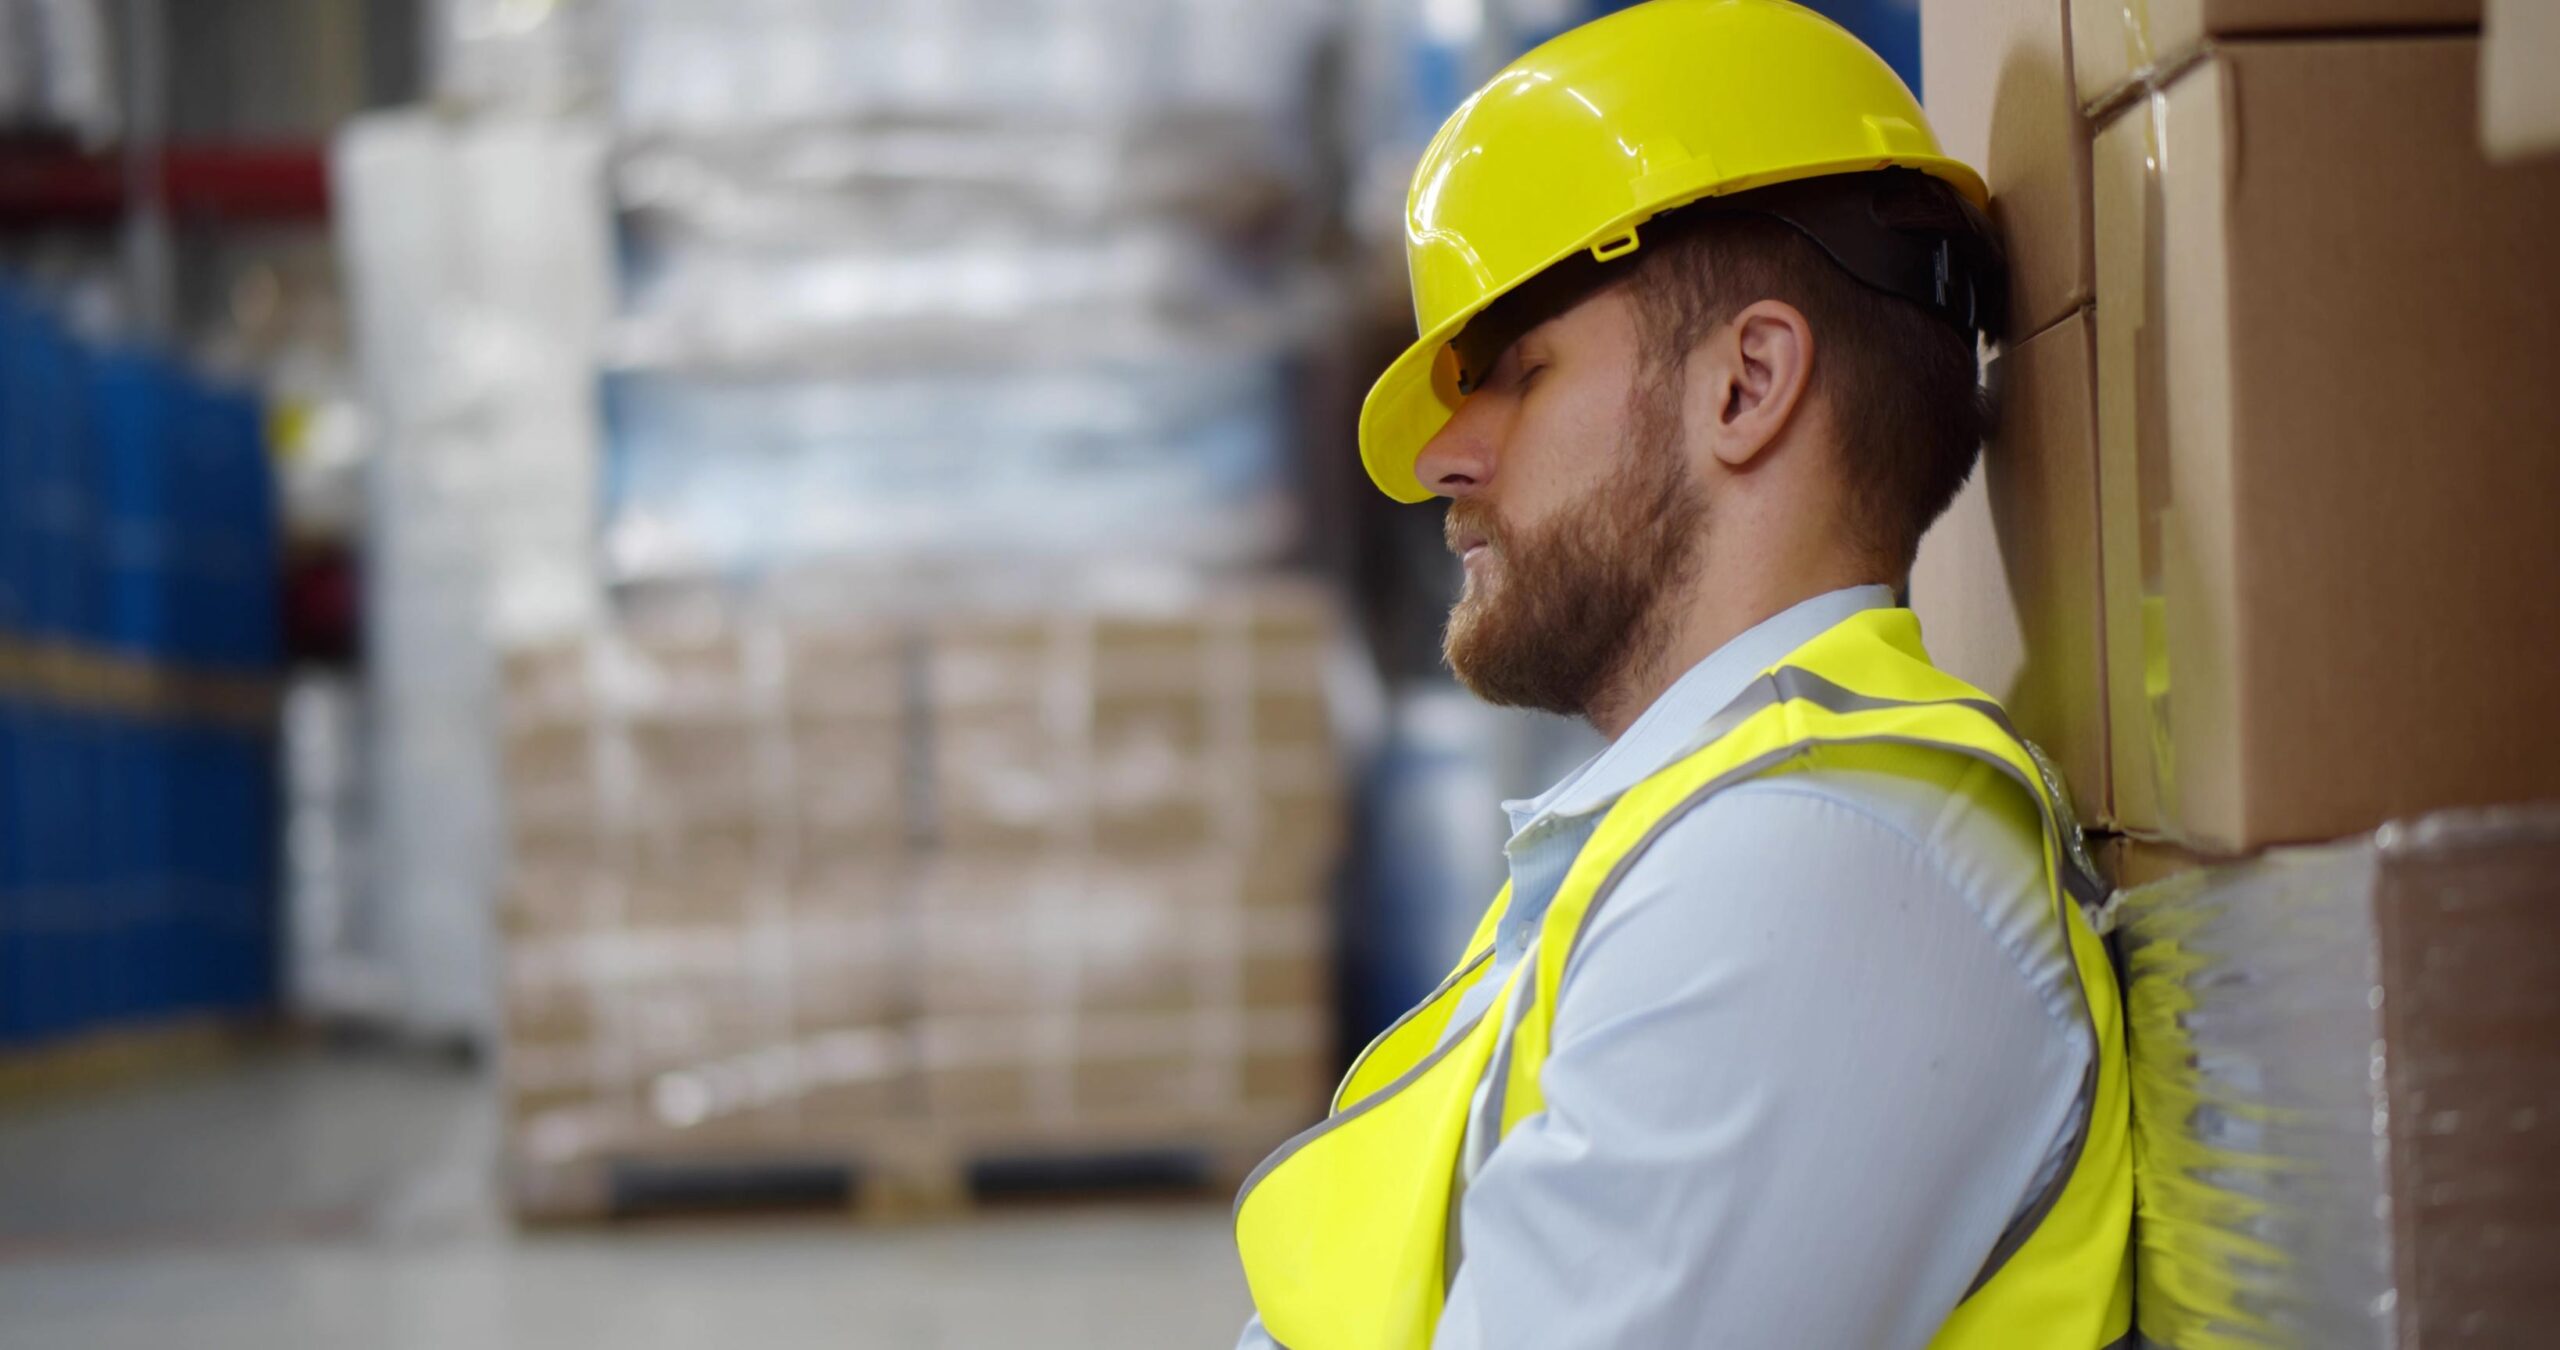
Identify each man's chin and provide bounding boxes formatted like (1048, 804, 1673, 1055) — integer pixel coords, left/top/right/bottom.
(1442, 611, 1525, 704)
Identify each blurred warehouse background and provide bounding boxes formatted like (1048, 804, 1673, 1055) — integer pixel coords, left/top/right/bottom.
(0, 2, 1924, 1347)
(25, 3, 2559, 1349)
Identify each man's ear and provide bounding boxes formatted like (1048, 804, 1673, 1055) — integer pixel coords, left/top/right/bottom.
(1691, 299, 1813, 470)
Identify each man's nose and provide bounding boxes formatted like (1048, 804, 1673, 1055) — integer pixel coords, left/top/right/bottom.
(1411, 399, 1497, 499)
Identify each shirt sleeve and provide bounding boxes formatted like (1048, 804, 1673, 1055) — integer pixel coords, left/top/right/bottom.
(1430, 777, 2087, 1350)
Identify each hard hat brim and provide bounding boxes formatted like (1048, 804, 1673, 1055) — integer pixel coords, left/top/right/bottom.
(1357, 155, 1989, 505)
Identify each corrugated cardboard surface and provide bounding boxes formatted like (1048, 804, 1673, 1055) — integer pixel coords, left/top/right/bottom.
(1922, 0, 2092, 336)
(2093, 830, 2226, 890)
(2091, 36, 2560, 850)
(2482, 0, 2560, 160)
(1912, 307, 2108, 819)
(2369, 811, 2560, 1345)
(2070, 0, 2481, 110)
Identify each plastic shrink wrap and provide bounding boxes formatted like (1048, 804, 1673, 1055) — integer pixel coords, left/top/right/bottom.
(334, 112, 614, 1041)
(2113, 806, 2560, 1347)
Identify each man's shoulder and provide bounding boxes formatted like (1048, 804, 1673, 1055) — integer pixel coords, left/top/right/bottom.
(1589, 754, 2081, 1031)
(1707, 751, 2048, 876)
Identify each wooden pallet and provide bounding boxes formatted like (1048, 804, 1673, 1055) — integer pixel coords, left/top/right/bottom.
(0, 1014, 284, 1106)
(508, 1118, 1295, 1225)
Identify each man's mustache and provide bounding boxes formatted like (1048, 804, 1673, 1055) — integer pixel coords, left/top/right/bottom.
(1447, 501, 1506, 554)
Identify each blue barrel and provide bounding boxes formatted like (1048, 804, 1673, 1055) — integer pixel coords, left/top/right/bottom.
(22, 314, 94, 644)
(90, 348, 175, 664)
(0, 281, 286, 1040)
(205, 387, 278, 673)
(0, 698, 20, 1045)
(17, 707, 68, 1038)
(0, 287, 27, 637)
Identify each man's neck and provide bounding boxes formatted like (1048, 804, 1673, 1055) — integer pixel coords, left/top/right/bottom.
(1584, 559, 1892, 740)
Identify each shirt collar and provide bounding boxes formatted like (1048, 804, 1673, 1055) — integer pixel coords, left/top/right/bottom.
(1500, 584, 1897, 834)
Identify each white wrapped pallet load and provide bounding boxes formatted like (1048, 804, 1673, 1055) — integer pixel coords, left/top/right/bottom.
(428, 0, 607, 115)
(605, 0, 1333, 137)
(333, 111, 614, 1042)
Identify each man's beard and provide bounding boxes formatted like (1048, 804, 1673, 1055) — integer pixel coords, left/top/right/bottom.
(1441, 381, 1706, 720)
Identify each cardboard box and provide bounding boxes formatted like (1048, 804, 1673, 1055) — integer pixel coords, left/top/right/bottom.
(786, 849, 900, 922)
(915, 861, 1054, 1016)
(779, 626, 904, 721)
(1242, 1046, 1332, 1110)
(1243, 842, 1333, 913)
(2093, 830, 2226, 891)
(496, 584, 1345, 1193)
(502, 861, 605, 936)
(792, 1023, 919, 1126)
(787, 914, 903, 1030)
(627, 715, 765, 823)
(2111, 805, 2560, 1346)
(2090, 36, 2560, 850)
(932, 705, 1069, 851)
(502, 720, 595, 808)
(619, 622, 755, 717)
(927, 615, 1053, 711)
(1091, 691, 1219, 850)
(2366, 812, 2560, 1339)
(1912, 307, 2107, 817)
(619, 977, 779, 1076)
(1072, 1048, 1201, 1119)
(1074, 883, 1206, 1017)
(1250, 689, 1332, 748)
(2483, 0, 2560, 161)
(1922, 0, 2091, 336)
(504, 1043, 618, 1123)
(504, 969, 601, 1044)
(501, 641, 598, 723)
(2070, 0, 2479, 110)
(1243, 950, 1326, 1012)
(1093, 614, 1210, 695)
(916, 1014, 1042, 1123)
(788, 718, 907, 848)
(1255, 780, 1345, 859)
(619, 819, 757, 922)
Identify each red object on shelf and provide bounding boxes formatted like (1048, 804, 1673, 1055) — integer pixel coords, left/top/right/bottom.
(0, 140, 329, 226)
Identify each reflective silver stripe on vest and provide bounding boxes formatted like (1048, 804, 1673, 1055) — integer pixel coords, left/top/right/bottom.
(1463, 960, 1540, 1181)
(1331, 944, 1496, 1114)
(1234, 899, 1500, 1224)
(1433, 663, 2108, 1307)
(1746, 666, 2110, 916)
(1444, 958, 1543, 1295)
(1233, 972, 1500, 1224)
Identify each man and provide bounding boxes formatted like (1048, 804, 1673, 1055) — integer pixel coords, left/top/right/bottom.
(1231, 2, 2133, 1347)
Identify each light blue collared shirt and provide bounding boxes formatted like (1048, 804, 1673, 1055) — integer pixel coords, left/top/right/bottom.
(1239, 586, 2090, 1349)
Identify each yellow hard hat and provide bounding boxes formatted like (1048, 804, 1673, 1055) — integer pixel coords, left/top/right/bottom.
(1359, 0, 1990, 503)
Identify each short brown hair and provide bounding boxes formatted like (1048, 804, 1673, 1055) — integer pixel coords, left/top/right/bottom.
(1619, 175, 1994, 572)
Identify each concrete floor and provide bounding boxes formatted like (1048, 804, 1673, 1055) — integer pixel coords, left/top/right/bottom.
(0, 1046, 1254, 1349)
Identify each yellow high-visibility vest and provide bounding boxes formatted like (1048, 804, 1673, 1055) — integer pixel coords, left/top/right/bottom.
(1234, 607, 2134, 1348)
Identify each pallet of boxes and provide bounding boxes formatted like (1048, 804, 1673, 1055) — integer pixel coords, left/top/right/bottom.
(499, 579, 1341, 1220)
(1916, 1, 2560, 1343)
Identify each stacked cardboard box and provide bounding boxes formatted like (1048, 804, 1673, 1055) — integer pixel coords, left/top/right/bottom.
(1917, 0, 2560, 852)
(498, 580, 1339, 1201)
(1916, 1, 2560, 1339)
